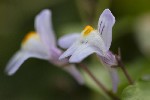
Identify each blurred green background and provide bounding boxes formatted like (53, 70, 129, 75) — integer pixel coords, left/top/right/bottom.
(0, 0, 150, 100)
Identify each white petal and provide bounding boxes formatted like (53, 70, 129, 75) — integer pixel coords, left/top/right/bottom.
(8, 33, 50, 74)
(35, 9, 56, 50)
(69, 44, 100, 63)
(5, 49, 49, 76)
(88, 31, 107, 55)
(58, 33, 80, 49)
(59, 41, 80, 60)
(5, 51, 30, 75)
(98, 9, 115, 51)
(5, 32, 52, 76)
(22, 33, 49, 59)
(63, 64, 84, 85)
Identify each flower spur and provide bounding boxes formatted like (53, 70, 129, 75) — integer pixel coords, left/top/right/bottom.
(5, 9, 84, 85)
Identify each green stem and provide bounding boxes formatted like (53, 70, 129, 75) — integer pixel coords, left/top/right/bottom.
(116, 48, 134, 85)
(79, 63, 120, 100)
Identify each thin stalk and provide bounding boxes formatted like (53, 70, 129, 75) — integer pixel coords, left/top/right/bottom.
(116, 48, 134, 84)
(79, 63, 120, 100)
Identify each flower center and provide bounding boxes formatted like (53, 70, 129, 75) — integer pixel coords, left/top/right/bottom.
(22, 31, 39, 44)
(82, 25, 94, 37)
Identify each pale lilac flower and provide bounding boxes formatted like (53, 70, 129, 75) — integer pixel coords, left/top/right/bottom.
(59, 9, 119, 92)
(5, 9, 84, 85)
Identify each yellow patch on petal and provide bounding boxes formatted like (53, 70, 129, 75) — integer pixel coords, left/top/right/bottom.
(82, 25, 94, 37)
(22, 31, 39, 44)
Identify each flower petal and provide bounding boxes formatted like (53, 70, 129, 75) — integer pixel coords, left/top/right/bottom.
(35, 9, 56, 50)
(98, 9, 115, 51)
(69, 44, 100, 63)
(63, 64, 84, 85)
(5, 32, 50, 75)
(22, 32, 49, 59)
(5, 51, 30, 75)
(59, 41, 80, 60)
(87, 31, 107, 56)
(5, 49, 49, 76)
(58, 33, 80, 49)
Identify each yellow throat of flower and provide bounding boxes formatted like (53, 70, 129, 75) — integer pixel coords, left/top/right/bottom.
(22, 31, 39, 44)
(82, 25, 94, 37)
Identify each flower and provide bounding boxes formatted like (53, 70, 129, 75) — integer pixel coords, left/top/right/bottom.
(5, 9, 84, 85)
(59, 9, 119, 92)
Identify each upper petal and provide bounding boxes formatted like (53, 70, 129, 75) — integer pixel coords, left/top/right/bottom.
(35, 9, 56, 50)
(97, 9, 115, 51)
(58, 33, 80, 49)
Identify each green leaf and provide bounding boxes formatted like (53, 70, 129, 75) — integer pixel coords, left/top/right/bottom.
(121, 81, 150, 100)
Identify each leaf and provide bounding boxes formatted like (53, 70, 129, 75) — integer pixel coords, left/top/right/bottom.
(121, 81, 150, 100)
